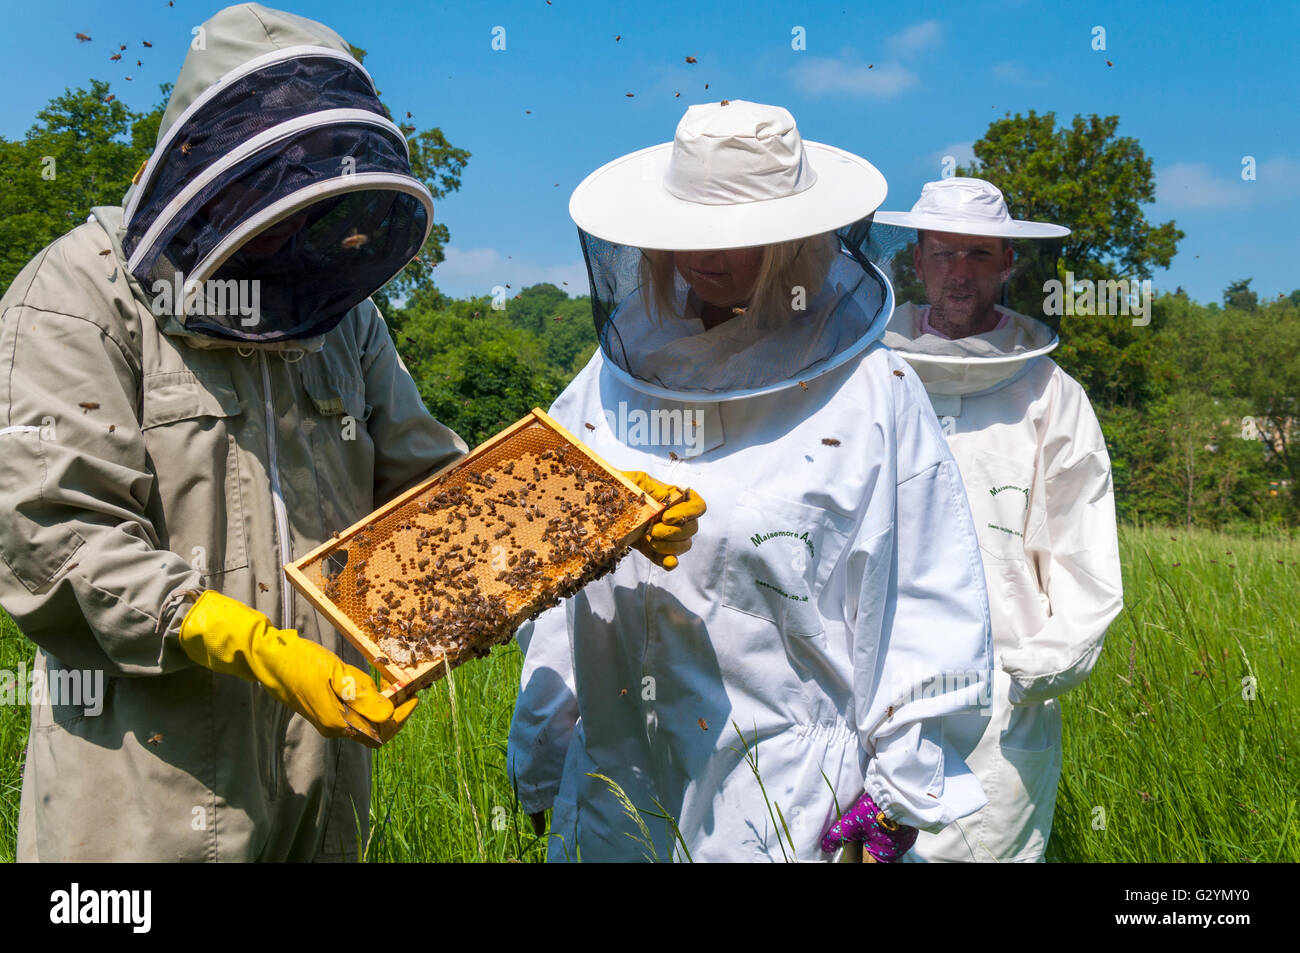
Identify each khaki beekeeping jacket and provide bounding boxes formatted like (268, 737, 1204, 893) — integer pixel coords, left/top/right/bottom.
(1, 5, 465, 861)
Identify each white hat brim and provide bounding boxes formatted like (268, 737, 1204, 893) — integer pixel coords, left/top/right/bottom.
(873, 209, 1069, 239)
(570, 141, 887, 250)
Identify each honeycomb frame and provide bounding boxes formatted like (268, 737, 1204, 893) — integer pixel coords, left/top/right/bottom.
(285, 408, 666, 712)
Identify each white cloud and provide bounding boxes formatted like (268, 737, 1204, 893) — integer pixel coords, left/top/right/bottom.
(1157, 162, 1252, 209)
(932, 140, 975, 170)
(889, 20, 942, 56)
(788, 58, 918, 99)
(431, 246, 588, 300)
(1256, 157, 1300, 195)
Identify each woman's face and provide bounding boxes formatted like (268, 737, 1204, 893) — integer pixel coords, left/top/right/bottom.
(674, 247, 764, 308)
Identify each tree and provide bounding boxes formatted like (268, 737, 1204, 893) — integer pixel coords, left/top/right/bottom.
(1223, 278, 1258, 312)
(0, 80, 162, 295)
(960, 111, 1182, 281)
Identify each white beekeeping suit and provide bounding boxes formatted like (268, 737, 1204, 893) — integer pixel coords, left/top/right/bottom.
(507, 101, 995, 863)
(872, 178, 1124, 862)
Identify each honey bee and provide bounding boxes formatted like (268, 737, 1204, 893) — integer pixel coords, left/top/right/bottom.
(698, 718, 708, 731)
(584, 423, 595, 431)
(619, 688, 627, 696)
(104, 95, 115, 103)
(108, 424, 115, 433)
(892, 369, 905, 378)
(798, 381, 808, 390)
(110, 53, 121, 61)
(615, 35, 622, 41)
(625, 92, 634, 98)
(341, 231, 369, 250)
(98, 248, 111, 256)
(146, 733, 164, 746)
(668, 451, 680, 461)
(1106, 60, 1113, 67)
(886, 705, 895, 719)
(375, 656, 390, 665)
(720, 100, 731, 107)
(180, 141, 192, 155)
(821, 438, 841, 447)
(258, 582, 269, 592)
(75, 32, 91, 42)
(143, 40, 153, 47)
(79, 401, 100, 412)
(685, 56, 697, 64)
(119, 43, 126, 51)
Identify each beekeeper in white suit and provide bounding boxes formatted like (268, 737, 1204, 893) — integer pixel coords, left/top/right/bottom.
(508, 101, 995, 863)
(871, 177, 1124, 862)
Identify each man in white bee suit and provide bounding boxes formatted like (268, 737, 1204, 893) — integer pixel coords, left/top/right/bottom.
(871, 177, 1124, 862)
(507, 101, 994, 862)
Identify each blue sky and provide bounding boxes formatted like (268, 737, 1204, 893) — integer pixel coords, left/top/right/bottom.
(4, 0, 1297, 306)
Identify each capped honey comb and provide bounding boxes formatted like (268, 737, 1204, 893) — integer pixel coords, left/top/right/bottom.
(285, 409, 665, 710)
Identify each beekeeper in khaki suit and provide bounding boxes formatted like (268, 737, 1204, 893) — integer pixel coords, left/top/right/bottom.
(0, 3, 468, 862)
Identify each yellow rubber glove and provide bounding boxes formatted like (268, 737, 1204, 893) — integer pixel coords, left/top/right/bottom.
(621, 471, 707, 571)
(178, 590, 414, 748)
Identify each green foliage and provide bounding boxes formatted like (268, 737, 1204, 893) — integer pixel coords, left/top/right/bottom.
(0, 80, 162, 295)
(960, 110, 1183, 281)
(1223, 278, 1258, 312)
(393, 290, 582, 448)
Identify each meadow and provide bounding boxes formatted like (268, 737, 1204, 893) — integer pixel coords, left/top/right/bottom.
(2, 524, 1296, 862)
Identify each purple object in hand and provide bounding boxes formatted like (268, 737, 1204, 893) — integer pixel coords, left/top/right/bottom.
(821, 791, 918, 862)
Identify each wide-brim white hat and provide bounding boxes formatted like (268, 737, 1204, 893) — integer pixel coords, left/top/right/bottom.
(570, 100, 887, 250)
(874, 176, 1068, 239)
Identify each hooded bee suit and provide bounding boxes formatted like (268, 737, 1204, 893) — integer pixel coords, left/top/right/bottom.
(873, 178, 1124, 862)
(0, 4, 465, 861)
(507, 102, 993, 862)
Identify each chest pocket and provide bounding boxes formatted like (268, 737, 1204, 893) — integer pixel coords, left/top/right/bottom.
(721, 488, 851, 636)
(300, 371, 375, 533)
(967, 450, 1034, 562)
(141, 369, 248, 574)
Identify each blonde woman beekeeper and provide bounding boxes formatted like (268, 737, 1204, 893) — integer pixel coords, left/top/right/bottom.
(870, 177, 1124, 862)
(507, 101, 995, 863)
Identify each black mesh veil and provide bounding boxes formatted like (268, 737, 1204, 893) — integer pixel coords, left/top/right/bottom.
(124, 51, 432, 342)
(580, 216, 894, 400)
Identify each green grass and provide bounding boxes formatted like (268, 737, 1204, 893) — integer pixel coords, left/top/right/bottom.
(2, 523, 1297, 862)
(1047, 525, 1299, 862)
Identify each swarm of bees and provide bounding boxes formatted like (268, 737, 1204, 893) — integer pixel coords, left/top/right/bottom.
(314, 431, 650, 672)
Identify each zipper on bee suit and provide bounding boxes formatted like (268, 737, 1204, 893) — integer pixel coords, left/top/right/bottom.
(260, 351, 293, 794)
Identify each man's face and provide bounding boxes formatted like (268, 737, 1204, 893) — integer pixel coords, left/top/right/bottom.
(913, 231, 1013, 333)
(674, 247, 764, 308)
